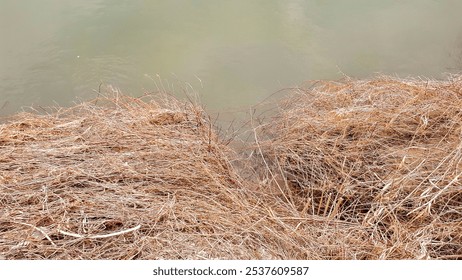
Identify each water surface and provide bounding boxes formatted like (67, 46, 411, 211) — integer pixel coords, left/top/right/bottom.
(1, 0, 462, 116)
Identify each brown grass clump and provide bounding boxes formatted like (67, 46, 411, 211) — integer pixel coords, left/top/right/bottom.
(256, 75, 462, 259)
(0, 92, 285, 259)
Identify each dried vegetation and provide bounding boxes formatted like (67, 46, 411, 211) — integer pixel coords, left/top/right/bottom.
(1, 76, 461, 259)
(256, 75, 462, 259)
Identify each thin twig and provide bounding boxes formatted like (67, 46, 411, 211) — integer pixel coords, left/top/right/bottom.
(58, 225, 141, 239)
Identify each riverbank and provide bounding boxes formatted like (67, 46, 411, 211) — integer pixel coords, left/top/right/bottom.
(1, 75, 461, 259)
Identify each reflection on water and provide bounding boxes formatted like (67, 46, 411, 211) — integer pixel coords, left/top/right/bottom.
(1, 0, 462, 116)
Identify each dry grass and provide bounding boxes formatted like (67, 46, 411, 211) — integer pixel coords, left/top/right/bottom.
(0, 91, 366, 260)
(1, 75, 461, 259)
(256, 75, 462, 259)
(0, 92, 259, 259)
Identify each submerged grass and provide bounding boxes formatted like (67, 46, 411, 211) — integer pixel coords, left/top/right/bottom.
(0, 76, 461, 259)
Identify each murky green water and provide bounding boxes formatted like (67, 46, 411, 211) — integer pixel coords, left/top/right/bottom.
(1, 0, 462, 116)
